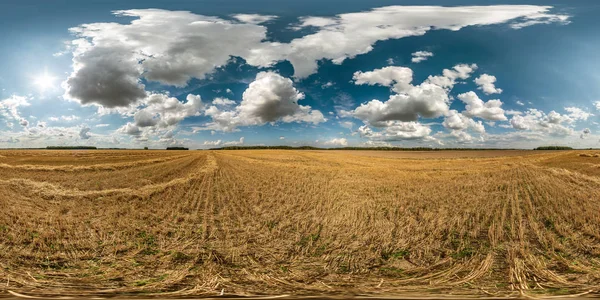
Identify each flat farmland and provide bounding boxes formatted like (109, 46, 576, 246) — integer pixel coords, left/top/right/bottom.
(1, 149, 600, 298)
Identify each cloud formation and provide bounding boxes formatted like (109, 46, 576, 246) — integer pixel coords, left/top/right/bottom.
(411, 51, 433, 63)
(474, 74, 503, 95)
(200, 72, 325, 131)
(457, 91, 507, 121)
(63, 5, 570, 99)
(323, 138, 348, 147)
(510, 109, 575, 136)
(351, 64, 477, 125)
(358, 122, 433, 141)
(0, 96, 30, 126)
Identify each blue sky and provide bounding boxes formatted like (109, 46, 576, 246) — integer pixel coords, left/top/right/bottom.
(1, 0, 599, 148)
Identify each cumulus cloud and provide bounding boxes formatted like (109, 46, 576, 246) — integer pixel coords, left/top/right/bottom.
(63, 6, 570, 93)
(79, 126, 91, 139)
(594, 101, 600, 111)
(133, 110, 159, 127)
(352, 64, 477, 125)
(19, 119, 29, 127)
(274, 5, 568, 78)
(457, 91, 507, 121)
(212, 97, 236, 107)
(323, 138, 348, 147)
(199, 72, 325, 131)
(117, 122, 142, 136)
(358, 122, 433, 141)
(361, 140, 392, 147)
(232, 14, 277, 24)
(135, 93, 204, 128)
(581, 128, 591, 139)
(63, 9, 269, 108)
(64, 44, 147, 108)
(442, 110, 485, 133)
(474, 74, 503, 95)
(509, 109, 574, 136)
(0, 96, 30, 125)
(450, 130, 475, 143)
(203, 139, 222, 146)
(411, 51, 433, 63)
(223, 137, 245, 146)
(564, 107, 592, 121)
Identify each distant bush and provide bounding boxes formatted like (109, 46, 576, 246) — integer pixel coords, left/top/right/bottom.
(534, 146, 573, 150)
(166, 147, 189, 150)
(144, 147, 149, 150)
(46, 146, 97, 150)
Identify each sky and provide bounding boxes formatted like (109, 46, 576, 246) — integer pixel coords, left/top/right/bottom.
(1, 0, 599, 149)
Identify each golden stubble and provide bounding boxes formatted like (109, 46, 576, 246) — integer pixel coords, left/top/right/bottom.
(1, 149, 600, 298)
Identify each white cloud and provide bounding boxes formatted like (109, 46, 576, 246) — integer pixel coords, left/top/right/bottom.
(133, 93, 204, 129)
(321, 81, 334, 89)
(361, 140, 392, 147)
(323, 137, 348, 147)
(79, 126, 92, 139)
(450, 130, 474, 143)
(279, 136, 285, 140)
(594, 101, 600, 111)
(358, 121, 433, 141)
(212, 97, 236, 107)
(223, 137, 245, 146)
(581, 128, 591, 139)
(411, 51, 433, 63)
(203, 139, 222, 146)
(271, 5, 568, 78)
(509, 109, 574, 136)
(64, 9, 269, 107)
(95, 124, 110, 128)
(474, 74, 503, 95)
(339, 121, 354, 130)
(134, 110, 159, 127)
(19, 119, 29, 127)
(457, 91, 507, 121)
(564, 107, 592, 121)
(232, 14, 277, 24)
(200, 72, 325, 131)
(442, 110, 485, 133)
(0, 95, 30, 124)
(48, 115, 81, 122)
(117, 122, 142, 136)
(63, 5, 570, 94)
(510, 12, 570, 29)
(352, 64, 477, 125)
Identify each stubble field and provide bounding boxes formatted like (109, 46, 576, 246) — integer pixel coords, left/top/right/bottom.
(1, 149, 600, 298)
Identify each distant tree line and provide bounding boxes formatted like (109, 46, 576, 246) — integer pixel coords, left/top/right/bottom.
(46, 146, 97, 150)
(533, 146, 573, 150)
(209, 146, 519, 151)
(166, 147, 189, 150)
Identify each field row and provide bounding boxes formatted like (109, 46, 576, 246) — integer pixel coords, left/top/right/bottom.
(1, 150, 600, 297)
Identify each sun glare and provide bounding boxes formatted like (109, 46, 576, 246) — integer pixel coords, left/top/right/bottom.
(34, 71, 56, 91)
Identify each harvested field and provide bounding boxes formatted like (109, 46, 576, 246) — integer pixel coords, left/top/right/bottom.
(1, 149, 600, 298)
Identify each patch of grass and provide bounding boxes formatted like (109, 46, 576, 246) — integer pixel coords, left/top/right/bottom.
(382, 249, 409, 260)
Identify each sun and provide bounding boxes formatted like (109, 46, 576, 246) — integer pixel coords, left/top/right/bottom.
(34, 71, 56, 91)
